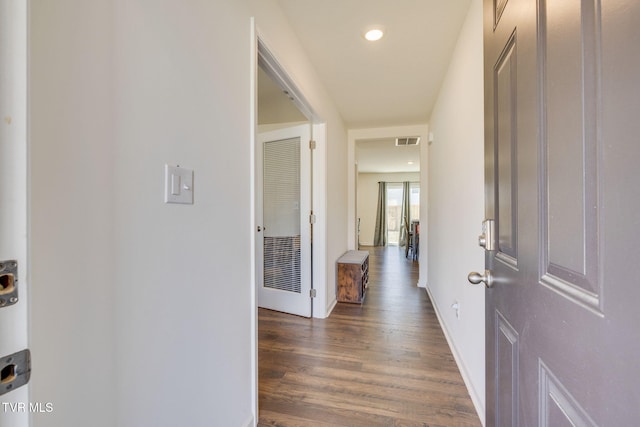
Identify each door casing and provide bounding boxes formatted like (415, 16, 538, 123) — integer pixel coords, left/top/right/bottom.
(250, 21, 329, 422)
(0, 1, 29, 425)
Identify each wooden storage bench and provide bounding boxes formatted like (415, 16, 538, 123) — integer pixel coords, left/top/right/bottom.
(336, 250, 369, 304)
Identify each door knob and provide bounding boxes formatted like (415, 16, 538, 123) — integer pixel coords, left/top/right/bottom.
(468, 270, 494, 288)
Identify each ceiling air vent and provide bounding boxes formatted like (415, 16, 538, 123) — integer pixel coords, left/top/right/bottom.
(395, 137, 421, 146)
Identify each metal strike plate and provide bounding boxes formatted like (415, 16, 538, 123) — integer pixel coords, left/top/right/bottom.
(0, 260, 19, 308)
(0, 349, 31, 396)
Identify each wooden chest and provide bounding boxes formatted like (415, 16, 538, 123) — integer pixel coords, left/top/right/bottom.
(336, 250, 369, 304)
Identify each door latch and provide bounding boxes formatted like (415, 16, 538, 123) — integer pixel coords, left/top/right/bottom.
(0, 260, 19, 308)
(478, 219, 496, 251)
(0, 349, 31, 396)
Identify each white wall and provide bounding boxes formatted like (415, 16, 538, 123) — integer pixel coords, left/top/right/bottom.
(113, 1, 254, 425)
(30, 1, 116, 425)
(426, 0, 485, 423)
(250, 0, 349, 318)
(30, 1, 256, 426)
(357, 172, 420, 246)
(258, 121, 308, 133)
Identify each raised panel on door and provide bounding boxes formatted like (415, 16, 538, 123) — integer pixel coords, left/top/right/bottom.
(495, 311, 518, 427)
(494, 30, 518, 269)
(538, 361, 598, 427)
(539, 0, 601, 312)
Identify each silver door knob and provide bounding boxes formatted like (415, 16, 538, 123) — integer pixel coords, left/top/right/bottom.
(468, 270, 494, 288)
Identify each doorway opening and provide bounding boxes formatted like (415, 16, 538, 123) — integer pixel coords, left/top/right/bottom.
(354, 136, 422, 259)
(254, 36, 328, 319)
(251, 28, 329, 423)
(256, 55, 312, 318)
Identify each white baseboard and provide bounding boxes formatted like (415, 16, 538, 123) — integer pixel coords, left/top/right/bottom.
(324, 297, 337, 318)
(242, 413, 255, 427)
(424, 286, 486, 427)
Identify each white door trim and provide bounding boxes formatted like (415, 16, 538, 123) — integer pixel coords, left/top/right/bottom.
(0, 1, 29, 425)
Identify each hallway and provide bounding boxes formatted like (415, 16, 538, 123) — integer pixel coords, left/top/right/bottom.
(258, 246, 481, 426)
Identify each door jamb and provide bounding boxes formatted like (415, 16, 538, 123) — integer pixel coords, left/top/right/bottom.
(0, 1, 30, 424)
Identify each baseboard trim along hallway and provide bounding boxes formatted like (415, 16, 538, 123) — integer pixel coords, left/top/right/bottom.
(425, 285, 486, 426)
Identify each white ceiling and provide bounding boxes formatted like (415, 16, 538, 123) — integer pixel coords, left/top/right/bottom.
(259, 0, 472, 172)
(277, 0, 472, 128)
(356, 138, 421, 173)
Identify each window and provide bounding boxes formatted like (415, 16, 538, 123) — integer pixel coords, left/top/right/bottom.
(410, 182, 420, 221)
(386, 183, 403, 245)
(386, 182, 420, 246)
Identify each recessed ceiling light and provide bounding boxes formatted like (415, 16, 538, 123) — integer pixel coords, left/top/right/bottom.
(408, 161, 414, 165)
(364, 28, 384, 42)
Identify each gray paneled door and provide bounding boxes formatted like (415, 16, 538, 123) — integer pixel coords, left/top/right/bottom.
(481, 0, 640, 425)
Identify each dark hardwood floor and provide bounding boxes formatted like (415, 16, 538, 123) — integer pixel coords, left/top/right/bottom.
(258, 246, 481, 427)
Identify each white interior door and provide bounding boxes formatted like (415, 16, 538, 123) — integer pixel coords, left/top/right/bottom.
(256, 124, 312, 317)
(0, 1, 29, 425)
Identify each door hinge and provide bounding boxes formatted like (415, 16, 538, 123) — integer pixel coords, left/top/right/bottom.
(310, 288, 317, 298)
(309, 214, 316, 224)
(309, 140, 316, 150)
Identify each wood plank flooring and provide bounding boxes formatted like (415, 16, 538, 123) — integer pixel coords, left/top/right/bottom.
(258, 246, 481, 427)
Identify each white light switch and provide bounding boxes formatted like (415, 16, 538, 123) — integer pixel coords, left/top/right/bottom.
(171, 174, 181, 196)
(164, 164, 194, 204)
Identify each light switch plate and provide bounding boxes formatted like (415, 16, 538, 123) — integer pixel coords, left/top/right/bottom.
(164, 164, 194, 204)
